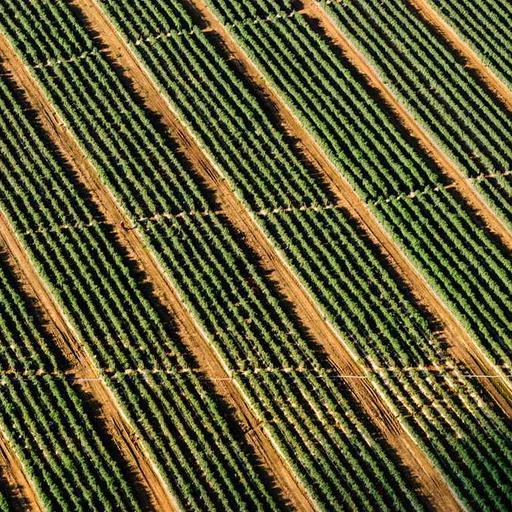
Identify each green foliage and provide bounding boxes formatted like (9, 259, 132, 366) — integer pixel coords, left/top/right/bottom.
(100, 0, 512, 508)
(0, 0, 511, 509)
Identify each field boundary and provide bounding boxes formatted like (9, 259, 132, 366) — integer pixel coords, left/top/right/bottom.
(177, 0, 512, 416)
(85, 0, 468, 507)
(306, 1, 512, 403)
(406, 0, 512, 111)
(3, 9, 315, 509)
(0, 38, 181, 512)
(11, 165, 512, 241)
(0, 364, 508, 380)
(1, 0, 508, 509)
(0, 430, 42, 512)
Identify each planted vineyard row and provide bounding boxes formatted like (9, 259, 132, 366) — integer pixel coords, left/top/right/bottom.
(0, 2, 431, 510)
(322, 0, 512, 227)
(0, 241, 140, 511)
(96, 0, 512, 509)
(427, 0, 512, 88)
(204, 0, 512, 367)
(0, 62, 277, 511)
(1, 0, 511, 509)
(0, 489, 10, 511)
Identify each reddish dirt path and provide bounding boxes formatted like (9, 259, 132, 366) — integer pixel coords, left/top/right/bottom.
(195, 0, 512, 415)
(407, 0, 512, 111)
(82, 0, 463, 508)
(310, 1, 512, 250)
(1, 13, 311, 511)
(0, 211, 178, 512)
(192, 0, 512, 502)
(0, 41, 179, 512)
(192, 0, 512, 405)
(305, 1, 512, 407)
(0, 435, 42, 512)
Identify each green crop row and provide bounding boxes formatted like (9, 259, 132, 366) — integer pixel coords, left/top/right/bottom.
(0, 0, 435, 509)
(99, 0, 512, 508)
(2, 0, 511, 509)
(323, 0, 512, 226)
(206, 0, 512, 367)
(0, 54, 276, 511)
(0, 249, 140, 510)
(427, 0, 512, 88)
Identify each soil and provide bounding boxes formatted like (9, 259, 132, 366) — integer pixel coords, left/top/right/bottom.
(0, 435, 43, 512)
(79, 2, 320, 508)
(0, 41, 178, 512)
(184, 2, 468, 509)
(192, 0, 512, 507)
(1, 8, 312, 511)
(408, 0, 512, 112)
(79, 0, 465, 508)
(303, 1, 512, 412)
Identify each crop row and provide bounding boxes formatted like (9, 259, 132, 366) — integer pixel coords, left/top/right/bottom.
(0, 66, 276, 510)
(205, 0, 512, 365)
(322, 0, 512, 227)
(427, 0, 512, 88)
(3, 0, 512, 508)
(0, 489, 9, 511)
(0, 1, 432, 510)
(99, 0, 512, 508)
(0, 244, 140, 511)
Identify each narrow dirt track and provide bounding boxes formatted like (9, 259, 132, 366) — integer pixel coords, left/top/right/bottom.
(0, 435, 42, 512)
(194, 0, 512, 415)
(0, 14, 312, 512)
(192, 0, 512, 414)
(305, 1, 512, 407)
(0, 40, 180, 512)
(0, 211, 177, 512)
(77, 0, 466, 508)
(407, 0, 512, 111)
(311, 1, 512, 250)
(195, 0, 512, 472)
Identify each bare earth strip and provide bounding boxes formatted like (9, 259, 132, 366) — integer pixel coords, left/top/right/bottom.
(196, 0, 512, 457)
(0, 434, 42, 512)
(0, 210, 177, 512)
(407, 0, 512, 111)
(189, 0, 512, 413)
(311, 1, 512, 250)
(193, 0, 512, 409)
(77, 0, 466, 509)
(0, 41, 179, 512)
(304, 1, 512, 403)
(0, 19, 312, 512)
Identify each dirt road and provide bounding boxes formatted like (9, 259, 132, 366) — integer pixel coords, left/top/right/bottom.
(0, 211, 178, 512)
(188, 0, 512, 412)
(305, 0, 512, 409)
(407, 0, 512, 111)
(0, 41, 179, 512)
(0, 434, 42, 512)
(1, 12, 313, 511)
(77, 0, 467, 508)
(193, 0, 512, 416)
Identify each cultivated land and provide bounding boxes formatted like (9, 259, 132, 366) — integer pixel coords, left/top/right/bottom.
(0, 0, 510, 511)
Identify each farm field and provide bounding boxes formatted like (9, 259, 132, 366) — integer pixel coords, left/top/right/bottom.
(0, 0, 510, 511)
